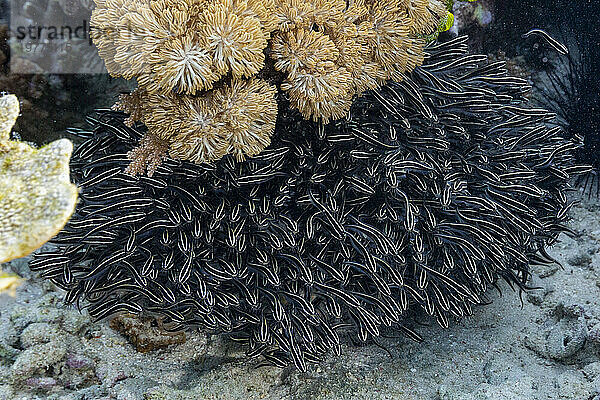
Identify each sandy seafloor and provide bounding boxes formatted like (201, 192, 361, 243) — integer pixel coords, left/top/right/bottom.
(0, 194, 599, 400)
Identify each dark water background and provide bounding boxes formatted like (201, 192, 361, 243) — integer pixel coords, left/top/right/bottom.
(0, 0, 598, 147)
(0, 0, 132, 145)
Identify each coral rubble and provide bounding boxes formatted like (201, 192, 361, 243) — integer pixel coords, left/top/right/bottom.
(91, 0, 448, 173)
(109, 314, 187, 353)
(0, 94, 78, 263)
(32, 36, 586, 370)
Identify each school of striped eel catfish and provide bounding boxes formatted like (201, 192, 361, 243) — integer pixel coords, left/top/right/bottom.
(30, 36, 588, 371)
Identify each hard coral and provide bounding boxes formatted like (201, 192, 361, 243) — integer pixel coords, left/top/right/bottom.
(0, 93, 18, 140)
(33, 37, 585, 371)
(0, 94, 78, 263)
(91, 0, 447, 174)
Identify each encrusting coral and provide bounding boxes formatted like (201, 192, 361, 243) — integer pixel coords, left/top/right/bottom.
(91, 0, 448, 174)
(0, 94, 78, 264)
(32, 37, 587, 370)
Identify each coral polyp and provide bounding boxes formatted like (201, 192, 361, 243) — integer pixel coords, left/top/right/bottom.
(32, 37, 584, 371)
(115, 78, 278, 176)
(90, 0, 447, 173)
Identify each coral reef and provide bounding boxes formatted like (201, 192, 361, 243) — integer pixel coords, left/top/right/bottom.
(118, 78, 278, 176)
(0, 93, 18, 140)
(91, 0, 448, 173)
(0, 288, 100, 396)
(32, 36, 585, 371)
(0, 94, 78, 263)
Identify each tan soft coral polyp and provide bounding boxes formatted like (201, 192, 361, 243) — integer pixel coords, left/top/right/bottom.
(198, 0, 269, 78)
(92, 0, 447, 174)
(116, 79, 278, 176)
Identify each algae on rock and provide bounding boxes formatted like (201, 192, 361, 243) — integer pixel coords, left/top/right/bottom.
(0, 94, 78, 264)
